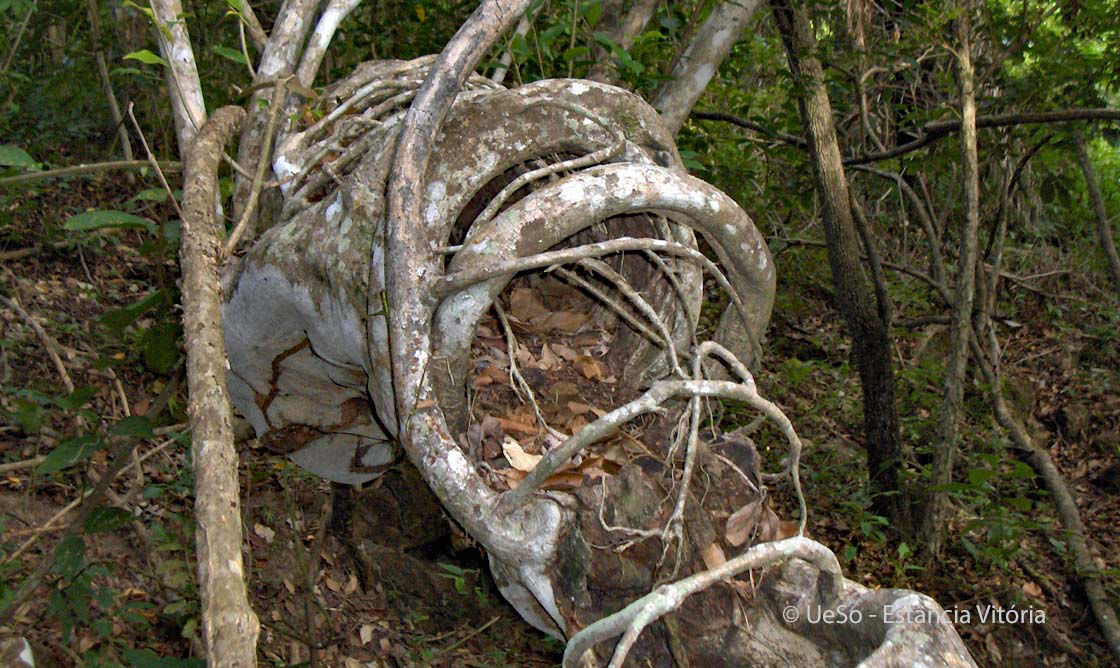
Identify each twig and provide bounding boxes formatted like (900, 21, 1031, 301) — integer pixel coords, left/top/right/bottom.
(304, 494, 333, 668)
(493, 302, 550, 430)
(551, 266, 668, 352)
(503, 372, 807, 531)
(430, 615, 501, 659)
(0, 456, 46, 474)
(0, 376, 177, 623)
(126, 103, 183, 219)
(0, 161, 181, 187)
(0, 0, 35, 74)
(0, 295, 75, 394)
(578, 258, 686, 378)
(224, 79, 288, 258)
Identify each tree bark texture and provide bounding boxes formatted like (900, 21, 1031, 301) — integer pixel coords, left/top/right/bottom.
(922, 2, 981, 558)
(218, 50, 978, 664)
(152, 0, 208, 155)
(182, 105, 260, 667)
(652, 0, 763, 136)
(770, 0, 908, 529)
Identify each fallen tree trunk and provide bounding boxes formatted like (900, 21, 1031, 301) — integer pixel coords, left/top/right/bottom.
(219, 56, 974, 666)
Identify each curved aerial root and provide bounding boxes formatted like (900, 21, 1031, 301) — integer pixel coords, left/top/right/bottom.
(501, 355, 809, 536)
(562, 536, 843, 668)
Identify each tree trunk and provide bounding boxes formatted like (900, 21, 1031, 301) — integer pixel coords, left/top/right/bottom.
(1073, 134, 1120, 297)
(587, 0, 660, 84)
(652, 0, 763, 136)
(770, 0, 909, 530)
(181, 106, 260, 667)
(922, 0, 981, 559)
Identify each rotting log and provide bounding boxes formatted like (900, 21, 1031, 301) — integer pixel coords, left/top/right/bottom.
(221, 57, 974, 666)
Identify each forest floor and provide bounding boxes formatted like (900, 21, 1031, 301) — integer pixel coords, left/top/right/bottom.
(2, 165, 1119, 667)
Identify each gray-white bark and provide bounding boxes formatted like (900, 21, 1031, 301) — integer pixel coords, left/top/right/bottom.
(652, 0, 763, 136)
(152, 0, 207, 154)
(220, 53, 971, 664)
(182, 106, 260, 667)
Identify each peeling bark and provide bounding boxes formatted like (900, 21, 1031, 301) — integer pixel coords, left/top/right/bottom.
(220, 53, 971, 663)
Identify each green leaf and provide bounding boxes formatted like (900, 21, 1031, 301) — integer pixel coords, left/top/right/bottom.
(56, 386, 96, 411)
(143, 322, 180, 374)
(101, 290, 165, 334)
(966, 467, 997, 487)
(110, 66, 144, 77)
(225, 0, 243, 11)
(110, 415, 154, 438)
(130, 188, 169, 203)
(64, 210, 155, 233)
(124, 49, 169, 67)
(0, 144, 37, 168)
(12, 399, 43, 433)
(581, 0, 601, 27)
(85, 506, 134, 533)
(562, 46, 590, 63)
(122, 0, 155, 20)
(53, 535, 86, 578)
(162, 220, 181, 243)
(211, 45, 247, 65)
(37, 434, 102, 474)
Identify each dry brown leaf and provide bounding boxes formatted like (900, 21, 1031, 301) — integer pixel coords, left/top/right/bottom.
(701, 542, 727, 569)
(760, 504, 781, 542)
(510, 288, 549, 322)
(550, 381, 581, 400)
(725, 499, 763, 547)
(495, 415, 537, 435)
(575, 355, 604, 380)
(1022, 581, 1043, 600)
(552, 342, 578, 361)
(515, 342, 535, 367)
(539, 343, 560, 370)
(776, 520, 800, 541)
(567, 414, 588, 433)
(541, 471, 586, 490)
(567, 401, 594, 415)
(537, 310, 589, 333)
(495, 467, 528, 489)
(503, 436, 542, 472)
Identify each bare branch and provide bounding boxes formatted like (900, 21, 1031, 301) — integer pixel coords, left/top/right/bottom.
(0, 160, 181, 187)
(295, 0, 363, 87)
(181, 105, 260, 665)
(652, 0, 763, 135)
(151, 0, 208, 154)
(694, 107, 1120, 165)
